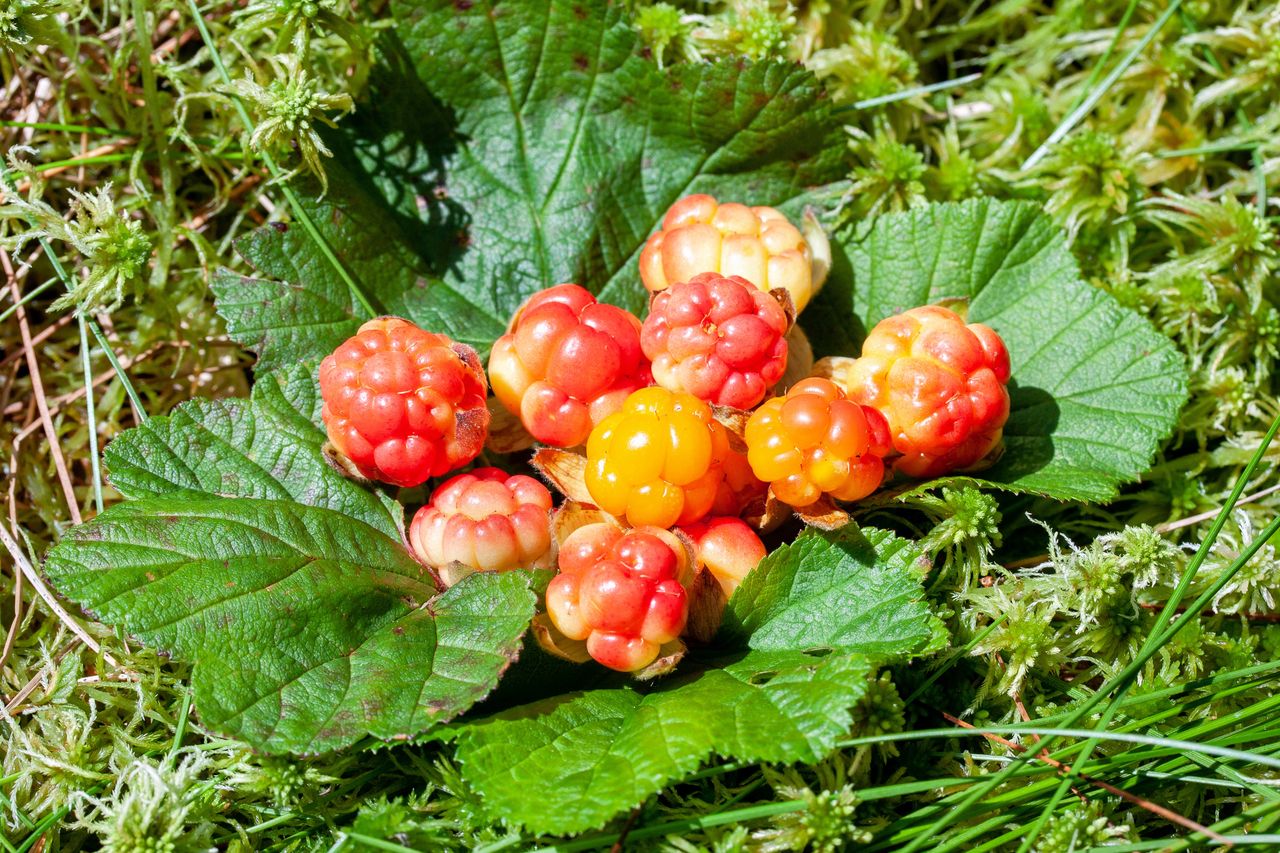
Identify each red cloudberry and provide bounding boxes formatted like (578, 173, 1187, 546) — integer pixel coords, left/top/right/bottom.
(745, 377, 891, 507)
(585, 387, 731, 529)
(319, 317, 488, 487)
(488, 284, 651, 448)
(545, 523, 689, 672)
(409, 468, 554, 577)
(641, 272, 789, 410)
(639, 194, 819, 312)
(841, 305, 1011, 478)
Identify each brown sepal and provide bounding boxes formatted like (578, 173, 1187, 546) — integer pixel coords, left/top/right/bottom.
(793, 494, 851, 530)
(531, 447, 594, 504)
(711, 404, 750, 453)
(531, 613, 592, 664)
(484, 398, 537, 454)
(810, 355, 856, 388)
(322, 441, 372, 484)
(552, 501, 620, 547)
(769, 287, 798, 330)
(437, 561, 478, 589)
(741, 489, 793, 534)
(632, 639, 687, 681)
(684, 567, 727, 645)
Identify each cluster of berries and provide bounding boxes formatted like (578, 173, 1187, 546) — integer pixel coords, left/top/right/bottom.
(319, 194, 1011, 674)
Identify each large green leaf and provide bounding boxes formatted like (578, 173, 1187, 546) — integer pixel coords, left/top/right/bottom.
(44, 499, 536, 754)
(453, 524, 934, 832)
(103, 364, 402, 539)
(806, 198, 1187, 502)
(454, 650, 869, 834)
(213, 0, 843, 370)
(721, 527, 933, 656)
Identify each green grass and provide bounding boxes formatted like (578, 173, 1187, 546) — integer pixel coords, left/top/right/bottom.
(3, 0, 1279, 850)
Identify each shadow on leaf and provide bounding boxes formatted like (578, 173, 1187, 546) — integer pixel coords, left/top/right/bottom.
(326, 31, 469, 279)
(986, 381, 1060, 483)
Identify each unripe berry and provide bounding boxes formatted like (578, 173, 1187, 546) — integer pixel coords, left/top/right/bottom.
(841, 305, 1011, 478)
(680, 517, 767, 596)
(319, 317, 488, 487)
(488, 284, 652, 448)
(639, 194, 819, 312)
(585, 387, 732, 529)
(641, 272, 789, 410)
(745, 377, 891, 508)
(409, 468, 554, 576)
(546, 523, 689, 672)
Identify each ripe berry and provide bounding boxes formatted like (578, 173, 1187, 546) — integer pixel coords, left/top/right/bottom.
(319, 317, 488, 487)
(488, 284, 652, 448)
(639, 194, 819, 312)
(585, 387, 732, 529)
(409, 468, 554, 576)
(546, 523, 689, 672)
(680, 517, 767, 596)
(641, 272, 789, 410)
(841, 305, 1011, 478)
(745, 377, 891, 508)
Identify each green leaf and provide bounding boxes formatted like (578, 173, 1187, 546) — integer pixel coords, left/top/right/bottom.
(44, 498, 536, 754)
(209, 166, 454, 375)
(808, 198, 1187, 502)
(214, 0, 843, 369)
(396, 0, 842, 317)
(103, 364, 402, 540)
(721, 527, 933, 656)
(454, 650, 869, 834)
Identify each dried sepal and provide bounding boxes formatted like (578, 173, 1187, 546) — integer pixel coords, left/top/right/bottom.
(437, 561, 478, 589)
(810, 355, 856, 386)
(631, 639, 687, 681)
(531, 613, 593, 664)
(742, 489, 794, 534)
(792, 494, 851, 530)
(531, 447, 594, 504)
(552, 501, 621, 548)
(769, 286, 798, 330)
(321, 440, 372, 484)
(711, 404, 751, 454)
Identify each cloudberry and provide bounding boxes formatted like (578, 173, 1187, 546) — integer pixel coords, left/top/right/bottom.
(319, 317, 488, 487)
(639, 194, 820, 312)
(745, 377, 890, 507)
(488, 284, 651, 448)
(585, 387, 731, 529)
(546, 523, 689, 672)
(841, 305, 1011, 478)
(641, 272, 789, 410)
(409, 468, 554, 578)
